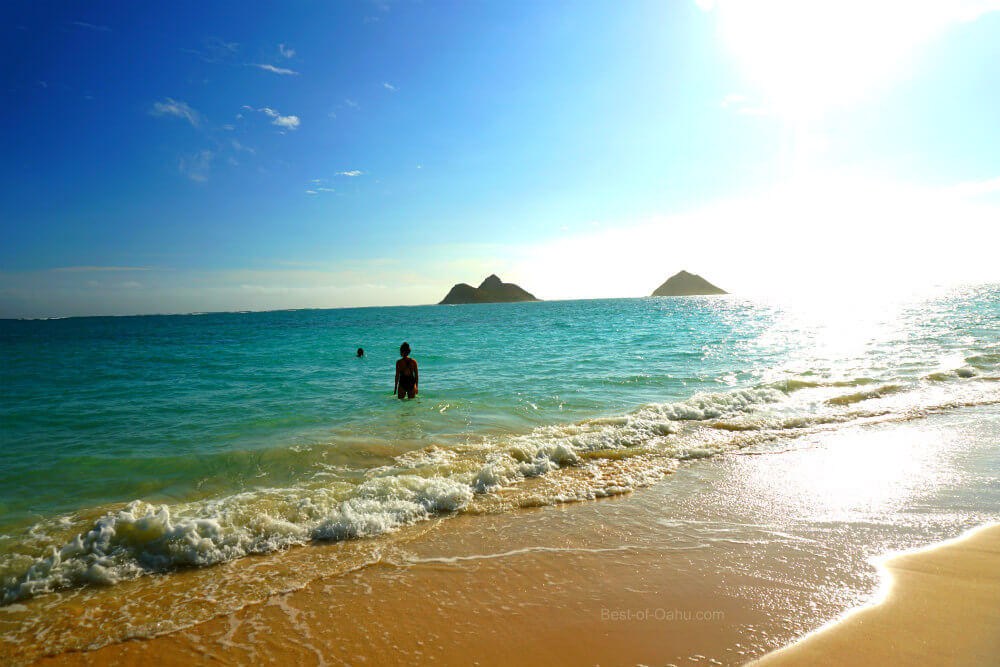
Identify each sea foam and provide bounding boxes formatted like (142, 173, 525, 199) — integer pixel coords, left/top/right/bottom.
(0, 384, 793, 605)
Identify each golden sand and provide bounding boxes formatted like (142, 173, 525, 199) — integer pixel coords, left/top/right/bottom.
(750, 522, 1000, 667)
(36, 507, 774, 667)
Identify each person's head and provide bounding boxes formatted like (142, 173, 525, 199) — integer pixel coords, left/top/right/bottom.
(399, 342, 411, 358)
(356, 348, 364, 357)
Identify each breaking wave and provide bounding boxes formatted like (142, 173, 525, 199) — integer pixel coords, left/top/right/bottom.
(4, 368, 999, 608)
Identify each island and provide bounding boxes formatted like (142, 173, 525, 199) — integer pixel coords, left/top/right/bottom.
(651, 270, 727, 296)
(439, 274, 540, 304)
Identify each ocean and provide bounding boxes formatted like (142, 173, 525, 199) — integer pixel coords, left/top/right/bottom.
(1, 285, 999, 659)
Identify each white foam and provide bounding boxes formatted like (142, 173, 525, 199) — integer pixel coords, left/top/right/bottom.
(0, 381, 907, 605)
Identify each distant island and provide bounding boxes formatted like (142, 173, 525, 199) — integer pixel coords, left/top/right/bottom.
(651, 270, 727, 296)
(439, 275, 540, 304)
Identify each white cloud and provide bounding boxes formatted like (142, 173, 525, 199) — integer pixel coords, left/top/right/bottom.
(344, 99, 359, 108)
(513, 172, 1000, 300)
(179, 150, 214, 182)
(273, 115, 300, 130)
(73, 21, 111, 32)
(336, 170, 363, 177)
(279, 43, 296, 58)
(305, 190, 318, 195)
(383, 82, 397, 91)
(231, 139, 254, 152)
(252, 64, 300, 75)
(255, 106, 301, 130)
(150, 98, 203, 127)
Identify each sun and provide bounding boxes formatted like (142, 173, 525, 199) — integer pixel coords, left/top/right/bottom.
(709, 0, 955, 117)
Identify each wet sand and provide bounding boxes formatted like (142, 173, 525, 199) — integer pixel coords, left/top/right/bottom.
(751, 521, 1000, 667)
(33, 408, 1000, 666)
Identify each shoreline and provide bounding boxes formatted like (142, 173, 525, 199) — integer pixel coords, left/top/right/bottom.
(27, 407, 1000, 666)
(750, 521, 1000, 667)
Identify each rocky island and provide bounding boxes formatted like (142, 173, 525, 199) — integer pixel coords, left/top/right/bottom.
(651, 270, 727, 296)
(439, 274, 540, 304)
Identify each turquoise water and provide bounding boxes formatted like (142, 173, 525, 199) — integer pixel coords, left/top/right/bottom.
(1, 287, 999, 609)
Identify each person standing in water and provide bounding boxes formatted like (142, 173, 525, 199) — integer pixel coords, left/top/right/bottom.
(394, 342, 418, 399)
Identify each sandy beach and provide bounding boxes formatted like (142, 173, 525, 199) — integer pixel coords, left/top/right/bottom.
(751, 521, 1000, 667)
(29, 406, 1000, 666)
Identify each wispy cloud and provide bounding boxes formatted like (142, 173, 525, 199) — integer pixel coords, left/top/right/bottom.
(257, 106, 301, 130)
(179, 150, 214, 182)
(344, 99, 359, 108)
(184, 37, 239, 64)
(149, 98, 203, 127)
(51, 266, 154, 273)
(231, 139, 254, 153)
(336, 170, 363, 177)
(279, 43, 295, 58)
(383, 82, 397, 91)
(73, 21, 111, 32)
(307, 177, 336, 193)
(252, 64, 300, 75)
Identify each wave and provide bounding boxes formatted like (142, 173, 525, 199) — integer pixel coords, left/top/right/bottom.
(826, 384, 906, 406)
(3, 370, 998, 607)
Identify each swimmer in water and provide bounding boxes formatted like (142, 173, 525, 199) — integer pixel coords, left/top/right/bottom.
(357, 347, 364, 357)
(394, 342, 418, 399)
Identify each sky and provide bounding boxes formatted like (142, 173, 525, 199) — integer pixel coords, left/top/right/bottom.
(2, 0, 1000, 317)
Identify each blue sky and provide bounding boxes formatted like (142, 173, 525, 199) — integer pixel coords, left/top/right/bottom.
(3, 0, 1000, 317)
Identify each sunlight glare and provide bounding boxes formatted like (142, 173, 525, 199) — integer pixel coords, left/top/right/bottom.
(712, 0, 956, 115)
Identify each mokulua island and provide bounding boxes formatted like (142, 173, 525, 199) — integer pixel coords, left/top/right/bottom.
(651, 270, 727, 296)
(439, 274, 540, 304)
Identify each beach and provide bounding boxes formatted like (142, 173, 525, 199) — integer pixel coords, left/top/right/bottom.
(752, 521, 1000, 667)
(24, 405, 1000, 666)
(2, 290, 1000, 665)
(6, 0, 1000, 661)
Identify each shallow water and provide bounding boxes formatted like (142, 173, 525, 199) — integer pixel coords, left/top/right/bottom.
(1, 286, 999, 658)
